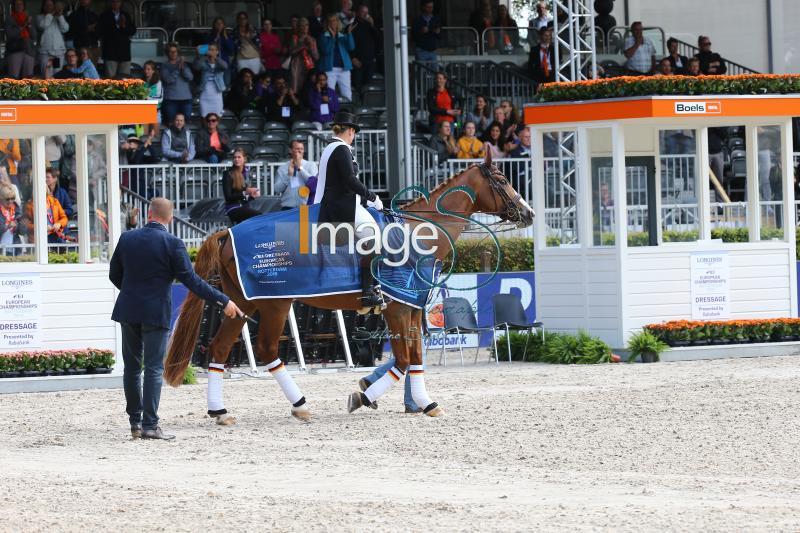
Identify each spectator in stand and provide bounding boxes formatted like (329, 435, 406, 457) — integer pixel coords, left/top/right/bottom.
(0, 139, 23, 186)
(696, 35, 727, 75)
(66, 0, 98, 61)
(469, 0, 494, 53)
(36, 0, 69, 79)
(308, 1, 325, 40)
(426, 71, 461, 129)
(529, 26, 555, 85)
(509, 127, 532, 158)
(530, 1, 553, 31)
(0, 183, 26, 255)
(351, 4, 381, 93)
(234, 11, 261, 75)
(412, 0, 442, 64)
(666, 37, 689, 75)
(161, 113, 195, 164)
(73, 47, 100, 79)
(686, 57, 701, 76)
(492, 106, 511, 140)
(308, 72, 340, 129)
(120, 134, 159, 167)
(161, 43, 194, 126)
(318, 15, 355, 101)
(46, 167, 73, 218)
(284, 14, 300, 47)
(338, 0, 355, 28)
(287, 17, 319, 95)
(263, 74, 301, 126)
(194, 43, 228, 118)
(195, 112, 230, 164)
(97, 0, 136, 78)
(465, 95, 492, 138)
(5, 0, 37, 80)
(707, 127, 725, 189)
(226, 68, 258, 115)
(29, 169, 68, 243)
(259, 18, 283, 76)
(483, 122, 507, 160)
(53, 48, 81, 78)
(0, 167, 21, 206)
(274, 140, 318, 210)
(429, 121, 458, 164)
(255, 72, 272, 98)
(501, 100, 521, 131)
(143, 60, 163, 136)
(654, 57, 673, 76)
(45, 135, 64, 173)
(222, 148, 261, 223)
(494, 5, 519, 52)
(208, 17, 235, 66)
(456, 121, 485, 159)
(623, 21, 655, 75)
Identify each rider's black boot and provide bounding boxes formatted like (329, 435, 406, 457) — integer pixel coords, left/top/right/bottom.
(360, 254, 385, 308)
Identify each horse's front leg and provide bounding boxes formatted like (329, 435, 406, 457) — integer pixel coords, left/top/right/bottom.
(206, 314, 247, 425)
(257, 300, 310, 421)
(407, 307, 443, 417)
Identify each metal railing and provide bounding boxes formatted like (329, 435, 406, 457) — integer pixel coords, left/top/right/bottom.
(307, 130, 388, 193)
(132, 27, 170, 59)
(410, 141, 440, 193)
(411, 61, 491, 128)
(140, 0, 201, 31)
(442, 60, 535, 112)
(120, 186, 209, 248)
(480, 27, 532, 56)
(672, 37, 758, 75)
(411, 26, 480, 56)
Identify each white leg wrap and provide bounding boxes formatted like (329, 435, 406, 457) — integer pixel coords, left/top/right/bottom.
(364, 366, 403, 403)
(207, 363, 225, 412)
(266, 359, 305, 406)
(409, 365, 434, 409)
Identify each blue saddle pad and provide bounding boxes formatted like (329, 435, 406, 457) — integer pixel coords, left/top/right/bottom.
(229, 204, 438, 308)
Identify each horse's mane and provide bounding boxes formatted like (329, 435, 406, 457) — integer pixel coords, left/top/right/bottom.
(399, 163, 482, 210)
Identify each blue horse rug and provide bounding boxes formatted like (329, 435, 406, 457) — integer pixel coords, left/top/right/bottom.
(228, 205, 439, 309)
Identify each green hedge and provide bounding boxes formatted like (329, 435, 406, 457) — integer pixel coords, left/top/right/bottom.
(495, 330, 613, 364)
(537, 74, 800, 103)
(0, 79, 148, 100)
(0, 252, 79, 263)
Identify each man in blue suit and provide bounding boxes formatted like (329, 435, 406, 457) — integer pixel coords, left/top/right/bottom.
(110, 198, 242, 440)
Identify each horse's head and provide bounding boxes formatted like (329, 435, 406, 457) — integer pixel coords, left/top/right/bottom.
(472, 150, 535, 228)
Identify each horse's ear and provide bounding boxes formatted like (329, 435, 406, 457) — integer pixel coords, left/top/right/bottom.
(484, 146, 492, 167)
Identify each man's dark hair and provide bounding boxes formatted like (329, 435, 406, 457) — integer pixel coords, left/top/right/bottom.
(420, 0, 433, 7)
(539, 26, 552, 35)
(630, 20, 642, 30)
(666, 37, 678, 46)
(289, 139, 304, 150)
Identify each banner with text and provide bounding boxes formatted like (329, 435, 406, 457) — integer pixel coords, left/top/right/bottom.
(690, 252, 730, 320)
(0, 273, 42, 349)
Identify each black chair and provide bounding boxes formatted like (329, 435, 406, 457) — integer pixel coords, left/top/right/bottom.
(361, 88, 385, 108)
(261, 131, 289, 143)
(491, 293, 544, 363)
(291, 120, 314, 132)
(237, 117, 265, 132)
(253, 144, 285, 160)
(240, 107, 265, 118)
(439, 297, 493, 365)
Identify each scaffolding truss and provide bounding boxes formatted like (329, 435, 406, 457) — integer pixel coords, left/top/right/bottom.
(552, 0, 598, 82)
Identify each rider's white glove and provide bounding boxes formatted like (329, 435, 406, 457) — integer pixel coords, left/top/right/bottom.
(367, 196, 384, 210)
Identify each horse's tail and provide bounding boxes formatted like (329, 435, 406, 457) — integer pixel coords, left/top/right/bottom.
(164, 231, 225, 387)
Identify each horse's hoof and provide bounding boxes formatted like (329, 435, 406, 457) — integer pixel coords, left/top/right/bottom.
(215, 413, 236, 426)
(291, 405, 311, 422)
(425, 405, 444, 417)
(347, 391, 364, 413)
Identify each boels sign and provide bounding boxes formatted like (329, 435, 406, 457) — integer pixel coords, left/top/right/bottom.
(673, 101, 722, 115)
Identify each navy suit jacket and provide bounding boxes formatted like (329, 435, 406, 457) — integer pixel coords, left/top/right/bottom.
(110, 222, 229, 329)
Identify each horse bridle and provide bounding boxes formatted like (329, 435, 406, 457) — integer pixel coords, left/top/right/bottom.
(477, 162, 526, 223)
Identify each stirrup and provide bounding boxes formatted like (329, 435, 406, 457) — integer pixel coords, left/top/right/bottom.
(360, 285, 386, 309)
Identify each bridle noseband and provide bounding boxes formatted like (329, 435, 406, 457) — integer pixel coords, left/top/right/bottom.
(478, 162, 526, 224)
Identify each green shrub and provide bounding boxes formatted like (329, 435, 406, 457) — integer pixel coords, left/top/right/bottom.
(0, 79, 148, 100)
(538, 74, 800, 103)
(183, 365, 198, 385)
(495, 330, 612, 364)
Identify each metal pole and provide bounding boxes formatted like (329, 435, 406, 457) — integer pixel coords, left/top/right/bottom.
(399, 0, 412, 190)
(240, 322, 258, 374)
(288, 304, 307, 371)
(335, 310, 355, 369)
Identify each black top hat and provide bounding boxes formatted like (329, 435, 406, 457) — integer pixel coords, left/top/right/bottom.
(331, 111, 361, 133)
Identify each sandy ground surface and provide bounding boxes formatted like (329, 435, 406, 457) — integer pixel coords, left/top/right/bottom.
(2, 356, 800, 532)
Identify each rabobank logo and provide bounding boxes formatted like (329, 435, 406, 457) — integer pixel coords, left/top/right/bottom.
(674, 101, 722, 114)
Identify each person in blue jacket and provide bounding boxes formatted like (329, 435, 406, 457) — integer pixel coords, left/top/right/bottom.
(317, 14, 355, 101)
(110, 197, 243, 441)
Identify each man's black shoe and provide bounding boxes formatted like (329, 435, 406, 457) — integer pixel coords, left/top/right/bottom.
(141, 426, 176, 441)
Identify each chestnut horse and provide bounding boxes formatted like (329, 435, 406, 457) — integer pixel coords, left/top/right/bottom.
(163, 151, 534, 422)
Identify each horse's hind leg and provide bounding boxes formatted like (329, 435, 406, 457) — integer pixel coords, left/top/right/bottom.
(256, 300, 311, 421)
(347, 303, 411, 413)
(407, 307, 442, 417)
